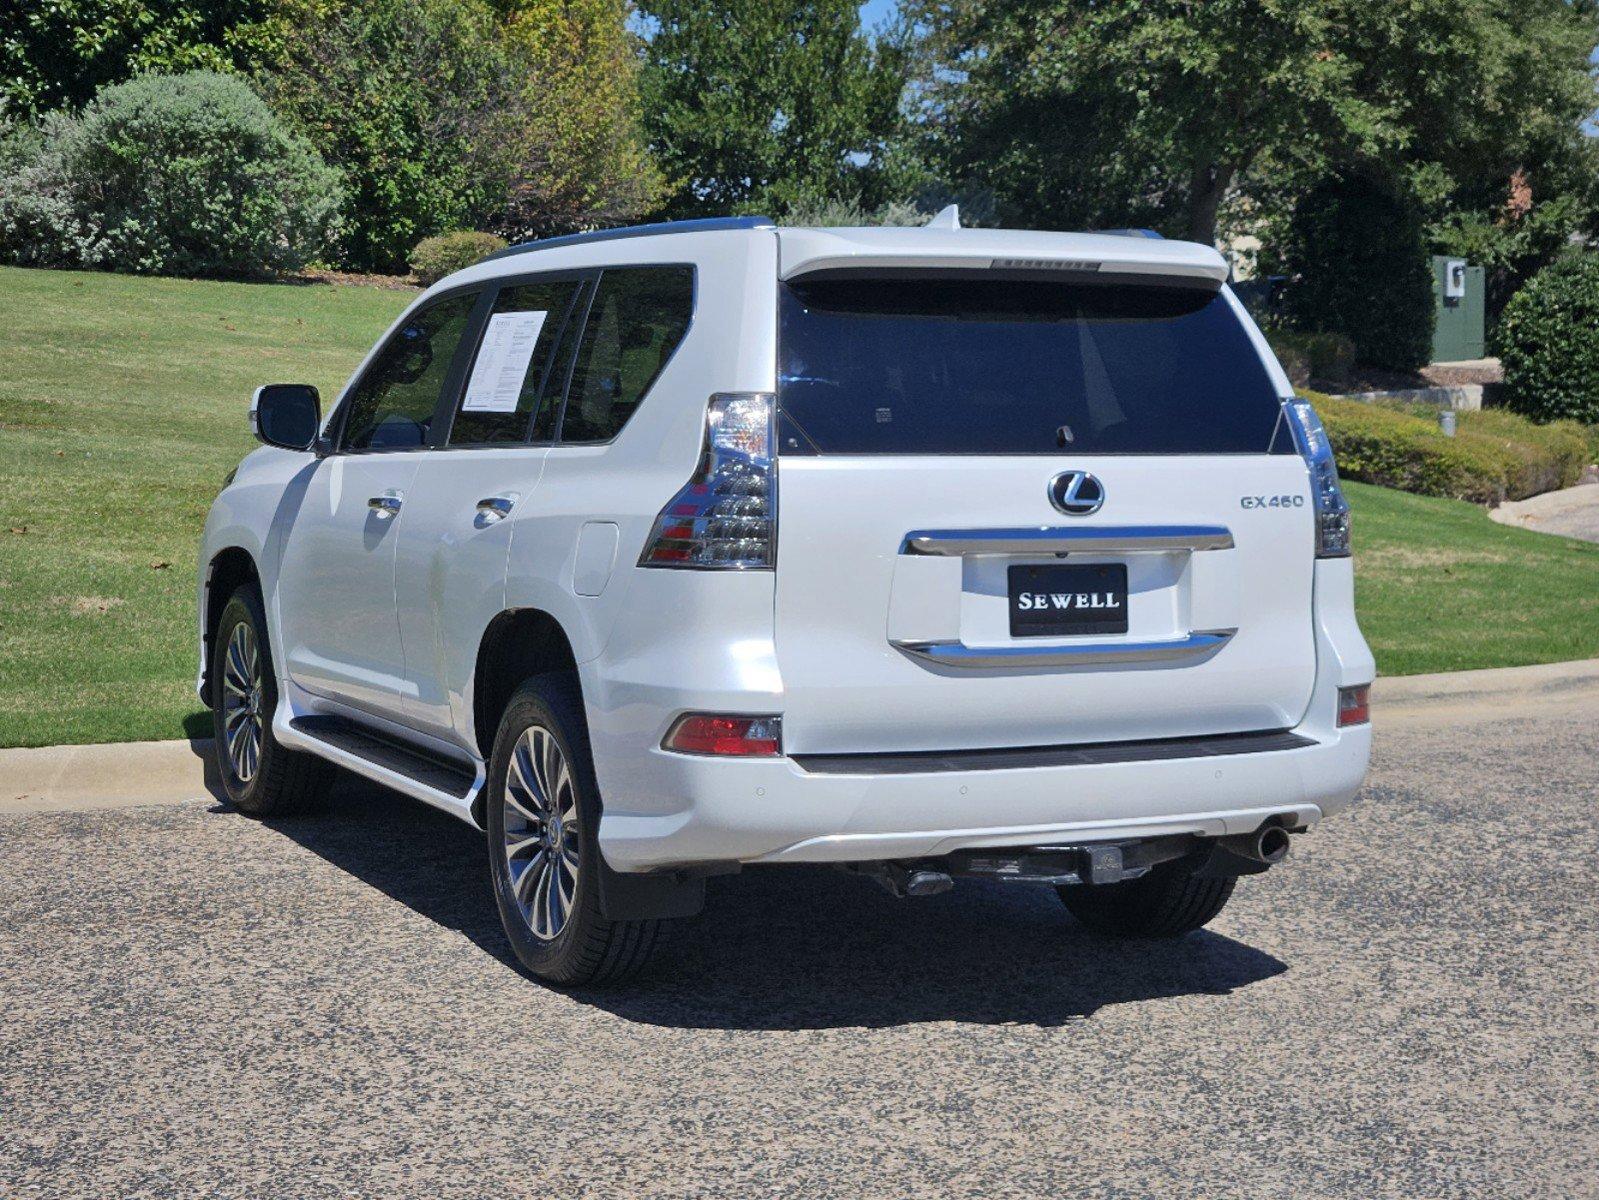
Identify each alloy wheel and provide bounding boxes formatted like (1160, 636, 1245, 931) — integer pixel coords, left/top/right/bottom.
(502, 725, 581, 941)
(220, 621, 264, 784)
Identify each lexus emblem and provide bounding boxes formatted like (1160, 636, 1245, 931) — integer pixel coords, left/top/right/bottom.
(1049, 470, 1104, 516)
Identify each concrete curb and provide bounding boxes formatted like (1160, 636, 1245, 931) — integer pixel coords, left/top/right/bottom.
(0, 738, 217, 815)
(3, 657, 1597, 815)
(1371, 657, 1599, 705)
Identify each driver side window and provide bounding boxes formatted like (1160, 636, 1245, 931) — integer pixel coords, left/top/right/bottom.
(340, 292, 478, 451)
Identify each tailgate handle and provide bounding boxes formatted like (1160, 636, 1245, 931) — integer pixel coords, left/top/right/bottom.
(892, 629, 1237, 669)
(902, 525, 1234, 556)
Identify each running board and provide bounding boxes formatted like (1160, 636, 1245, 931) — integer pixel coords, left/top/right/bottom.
(283, 715, 481, 823)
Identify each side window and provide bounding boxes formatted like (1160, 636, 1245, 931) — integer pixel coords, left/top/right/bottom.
(448, 279, 582, 446)
(340, 292, 477, 452)
(559, 266, 694, 444)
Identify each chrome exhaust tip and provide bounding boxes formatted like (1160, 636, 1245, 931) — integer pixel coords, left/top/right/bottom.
(1255, 825, 1291, 864)
(1215, 824, 1293, 866)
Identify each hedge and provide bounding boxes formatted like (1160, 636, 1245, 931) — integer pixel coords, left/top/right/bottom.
(1266, 330, 1356, 388)
(1493, 253, 1599, 425)
(1273, 171, 1435, 372)
(409, 230, 507, 285)
(1308, 392, 1590, 504)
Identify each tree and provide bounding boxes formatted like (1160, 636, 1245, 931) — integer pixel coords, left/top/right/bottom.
(494, 0, 663, 239)
(257, 0, 660, 271)
(637, 0, 906, 218)
(1, 0, 269, 117)
(1272, 169, 1436, 372)
(901, 0, 1599, 250)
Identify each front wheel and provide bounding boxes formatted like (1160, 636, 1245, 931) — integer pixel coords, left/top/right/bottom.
(1057, 859, 1236, 938)
(486, 674, 661, 985)
(211, 585, 329, 817)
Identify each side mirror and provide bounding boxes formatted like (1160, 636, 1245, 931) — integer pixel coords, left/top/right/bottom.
(250, 384, 322, 452)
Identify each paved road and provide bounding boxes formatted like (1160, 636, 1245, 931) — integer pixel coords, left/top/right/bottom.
(3, 681, 1596, 1199)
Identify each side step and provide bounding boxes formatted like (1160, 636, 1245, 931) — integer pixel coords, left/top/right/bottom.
(286, 715, 480, 819)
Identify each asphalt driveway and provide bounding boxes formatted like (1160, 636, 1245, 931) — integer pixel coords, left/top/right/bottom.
(2, 674, 1596, 1199)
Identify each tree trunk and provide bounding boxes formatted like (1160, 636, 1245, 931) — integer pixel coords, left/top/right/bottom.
(1186, 160, 1235, 246)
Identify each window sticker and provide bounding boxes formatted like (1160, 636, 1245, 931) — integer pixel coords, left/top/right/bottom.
(461, 310, 548, 413)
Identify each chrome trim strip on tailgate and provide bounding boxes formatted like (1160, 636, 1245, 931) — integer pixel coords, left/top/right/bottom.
(793, 728, 1318, 775)
(901, 525, 1234, 556)
(892, 629, 1237, 669)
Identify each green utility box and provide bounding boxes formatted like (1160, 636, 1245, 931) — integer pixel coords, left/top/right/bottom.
(1431, 255, 1485, 362)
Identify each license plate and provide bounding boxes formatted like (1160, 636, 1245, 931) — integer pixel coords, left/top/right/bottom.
(1007, 563, 1129, 637)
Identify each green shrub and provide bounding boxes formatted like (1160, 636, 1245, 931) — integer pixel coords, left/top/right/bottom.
(1267, 330, 1356, 387)
(1309, 392, 1587, 504)
(0, 71, 341, 277)
(1271, 171, 1435, 372)
(409, 231, 507, 285)
(1493, 253, 1599, 425)
(1266, 333, 1309, 387)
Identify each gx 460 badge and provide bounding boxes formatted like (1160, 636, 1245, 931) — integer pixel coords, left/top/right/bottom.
(1240, 494, 1306, 510)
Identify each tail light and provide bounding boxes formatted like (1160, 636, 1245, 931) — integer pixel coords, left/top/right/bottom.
(1337, 684, 1371, 727)
(663, 714, 783, 756)
(640, 392, 775, 568)
(1286, 400, 1352, 558)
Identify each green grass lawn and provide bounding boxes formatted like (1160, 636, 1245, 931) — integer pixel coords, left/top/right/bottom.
(1, 265, 1596, 748)
(0, 266, 410, 748)
(1346, 479, 1599, 674)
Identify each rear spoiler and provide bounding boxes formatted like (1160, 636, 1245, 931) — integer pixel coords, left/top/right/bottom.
(786, 260, 1227, 292)
(776, 227, 1229, 290)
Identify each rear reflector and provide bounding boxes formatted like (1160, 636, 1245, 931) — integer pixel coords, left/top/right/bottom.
(663, 714, 783, 757)
(1337, 684, 1371, 727)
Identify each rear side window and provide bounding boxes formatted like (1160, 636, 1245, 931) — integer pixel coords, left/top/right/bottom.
(560, 266, 694, 444)
(341, 292, 477, 451)
(447, 279, 582, 446)
(777, 277, 1284, 455)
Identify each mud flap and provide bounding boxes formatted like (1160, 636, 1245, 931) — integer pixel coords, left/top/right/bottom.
(595, 855, 707, 920)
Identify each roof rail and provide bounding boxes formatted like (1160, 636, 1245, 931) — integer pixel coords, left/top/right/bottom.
(483, 216, 776, 263)
(1096, 228, 1164, 240)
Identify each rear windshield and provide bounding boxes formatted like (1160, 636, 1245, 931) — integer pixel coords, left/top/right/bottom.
(777, 276, 1286, 455)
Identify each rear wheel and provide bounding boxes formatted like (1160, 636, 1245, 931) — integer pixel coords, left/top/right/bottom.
(486, 673, 661, 985)
(211, 585, 330, 817)
(1057, 859, 1235, 938)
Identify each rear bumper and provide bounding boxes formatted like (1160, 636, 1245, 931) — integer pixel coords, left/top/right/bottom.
(585, 556, 1374, 873)
(595, 721, 1370, 871)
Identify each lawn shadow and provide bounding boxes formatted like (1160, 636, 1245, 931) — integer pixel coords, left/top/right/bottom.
(244, 773, 1289, 1031)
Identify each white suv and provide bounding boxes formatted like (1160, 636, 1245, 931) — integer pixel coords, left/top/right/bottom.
(199, 214, 1373, 984)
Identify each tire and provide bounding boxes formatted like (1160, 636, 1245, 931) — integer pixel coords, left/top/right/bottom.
(1057, 859, 1236, 938)
(486, 673, 661, 986)
(211, 585, 330, 817)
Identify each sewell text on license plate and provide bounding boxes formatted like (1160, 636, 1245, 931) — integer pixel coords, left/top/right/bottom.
(1007, 563, 1129, 637)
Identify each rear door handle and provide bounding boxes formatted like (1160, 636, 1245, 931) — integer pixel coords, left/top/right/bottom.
(475, 494, 518, 524)
(368, 491, 403, 518)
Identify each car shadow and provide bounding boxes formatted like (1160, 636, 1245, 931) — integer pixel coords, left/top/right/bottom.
(242, 774, 1289, 1031)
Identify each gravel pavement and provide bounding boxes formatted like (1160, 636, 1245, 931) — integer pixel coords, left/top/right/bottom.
(3, 681, 1596, 1199)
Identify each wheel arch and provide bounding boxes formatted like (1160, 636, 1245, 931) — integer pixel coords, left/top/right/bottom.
(470, 607, 582, 766)
(469, 605, 705, 921)
(202, 546, 261, 698)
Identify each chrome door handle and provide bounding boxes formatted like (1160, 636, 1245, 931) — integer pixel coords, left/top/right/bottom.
(475, 495, 517, 524)
(368, 491, 403, 519)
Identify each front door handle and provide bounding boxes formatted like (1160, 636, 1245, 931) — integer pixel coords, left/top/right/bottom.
(475, 495, 517, 524)
(368, 491, 403, 519)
